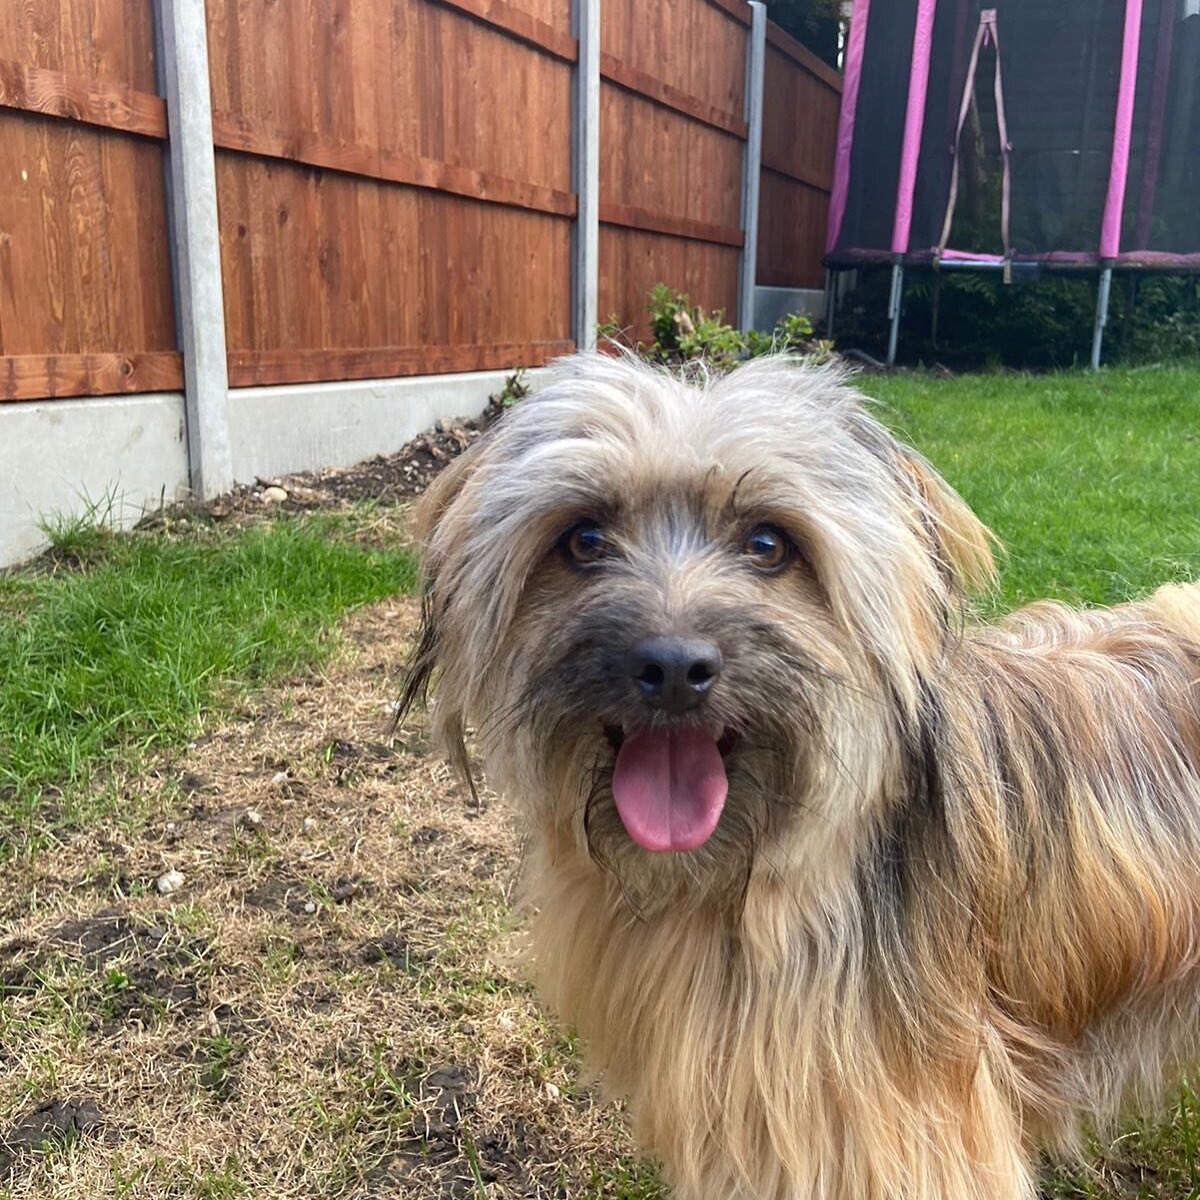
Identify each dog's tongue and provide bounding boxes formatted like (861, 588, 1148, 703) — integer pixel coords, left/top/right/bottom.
(612, 728, 728, 853)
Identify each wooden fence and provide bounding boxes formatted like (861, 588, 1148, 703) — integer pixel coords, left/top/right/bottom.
(0, 0, 839, 403)
(757, 22, 841, 290)
(0, 5, 181, 399)
(599, 0, 749, 339)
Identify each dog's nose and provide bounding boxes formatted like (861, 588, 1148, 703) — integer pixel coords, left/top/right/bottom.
(626, 635, 722, 714)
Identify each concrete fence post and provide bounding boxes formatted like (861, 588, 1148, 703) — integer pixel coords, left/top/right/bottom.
(157, 0, 233, 498)
(571, 0, 601, 351)
(738, 1, 767, 333)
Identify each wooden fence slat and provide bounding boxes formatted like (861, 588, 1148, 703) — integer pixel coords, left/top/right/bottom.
(0, 60, 166, 139)
(211, 113, 578, 218)
(227, 341, 576, 387)
(432, 0, 578, 61)
(702, 0, 751, 27)
(0, 352, 183, 401)
(600, 202, 744, 248)
(765, 22, 841, 92)
(761, 160, 833, 194)
(599, 52, 746, 138)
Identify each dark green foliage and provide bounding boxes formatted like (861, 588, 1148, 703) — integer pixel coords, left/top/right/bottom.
(601, 284, 827, 370)
(836, 266, 1200, 369)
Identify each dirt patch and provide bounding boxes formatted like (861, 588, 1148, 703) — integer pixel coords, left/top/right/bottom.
(0, 910, 213, 1031)
(142, 388, 518, 530)
(0, 593, 652, 1199)
(0, 1098, 107, 1180)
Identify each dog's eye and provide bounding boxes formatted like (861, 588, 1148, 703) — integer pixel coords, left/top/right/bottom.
(741, 525, 791, 572)
(560, 520, 609, 567)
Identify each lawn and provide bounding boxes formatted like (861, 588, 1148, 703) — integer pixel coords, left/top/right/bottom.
(0, 364, 1198, 1198)
(0, 514, 415, 860)
(862, 365, 1200, 610)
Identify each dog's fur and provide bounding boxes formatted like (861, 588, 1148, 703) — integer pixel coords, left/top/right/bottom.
(402, 352, 1200, 1200)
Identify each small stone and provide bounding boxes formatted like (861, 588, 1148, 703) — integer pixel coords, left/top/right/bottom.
(156, 868, 185, 895)
(261, 486, 288, 504)
(270, 770, 290, 787)
(302, 816, 318, 834)
(241, 808, 263, 829)
(303, 900, 318, 915)
(544, 1082, 561, 1101)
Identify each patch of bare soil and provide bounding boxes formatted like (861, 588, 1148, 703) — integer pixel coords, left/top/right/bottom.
(151, 393, 514, 527)
(0, 596, 654, 1199)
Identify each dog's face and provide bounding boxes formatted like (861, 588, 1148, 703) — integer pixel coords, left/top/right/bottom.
(406, 354, 992, 906)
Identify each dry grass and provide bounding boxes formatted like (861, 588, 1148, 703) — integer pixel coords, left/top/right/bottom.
(0, 596, 658, 1199)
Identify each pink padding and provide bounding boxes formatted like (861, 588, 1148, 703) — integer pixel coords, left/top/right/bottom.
(825, 0, 871, 254)
(1100, 0, 1144, 259)
(1118, 251, 1200, 267)
(891, 0, 938, 255)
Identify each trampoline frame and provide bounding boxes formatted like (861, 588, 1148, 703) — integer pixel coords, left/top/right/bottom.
(824, 0, 1196, 366)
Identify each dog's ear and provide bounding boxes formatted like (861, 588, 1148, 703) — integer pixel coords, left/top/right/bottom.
(394, 436, 489, 742)
(894, 447, 996, 595)
(412, 434, 483, 547)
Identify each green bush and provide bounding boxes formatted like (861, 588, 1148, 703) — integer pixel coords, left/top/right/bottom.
(599, 284, 830, 369)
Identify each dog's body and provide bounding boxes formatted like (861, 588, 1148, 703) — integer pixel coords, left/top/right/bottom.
(404, 353, 1200, 1200)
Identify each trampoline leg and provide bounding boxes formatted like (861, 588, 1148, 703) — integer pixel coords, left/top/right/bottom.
(1091, 266, 1113, 370)
(824, 269, 836, 338)
(886, 262, 904, 367)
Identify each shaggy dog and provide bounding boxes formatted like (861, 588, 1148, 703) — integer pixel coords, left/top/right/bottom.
(400, 352, 1200, 1200)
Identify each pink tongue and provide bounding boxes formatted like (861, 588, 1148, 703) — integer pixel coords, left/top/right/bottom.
(611, 728, 728, 853)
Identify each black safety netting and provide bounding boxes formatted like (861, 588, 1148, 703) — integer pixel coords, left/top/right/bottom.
(828, 0, 1200, 269)
(829, 1, 916, 261)
(1121, 0, 1200, 259)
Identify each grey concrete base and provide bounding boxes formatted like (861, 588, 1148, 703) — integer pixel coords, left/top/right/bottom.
(226, 367, 547, 483)
(0, 368, 545, 568)
(0, 393, 189, 567)
(753, 285, 826, 331)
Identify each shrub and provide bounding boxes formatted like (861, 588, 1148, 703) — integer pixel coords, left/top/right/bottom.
(599, 284, 831, 369)
(833, 267, 1200, 369)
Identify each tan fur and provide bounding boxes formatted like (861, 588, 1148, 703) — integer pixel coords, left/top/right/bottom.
(402, 352, 1200, 1200)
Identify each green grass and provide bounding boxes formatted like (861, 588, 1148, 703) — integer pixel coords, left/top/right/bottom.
(0, 516, 414, 856)
(861, 366, 1200, 612)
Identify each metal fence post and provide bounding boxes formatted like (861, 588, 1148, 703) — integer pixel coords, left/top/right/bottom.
(738, 1, 767, 333)
(886, 260, 904, 366)
(571, 0, 601, 351)
(1090, 265, 1113, 370)
(157, 0, 233, 498)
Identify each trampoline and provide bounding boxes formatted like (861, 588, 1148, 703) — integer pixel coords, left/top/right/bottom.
(824, 0, 1200, 364)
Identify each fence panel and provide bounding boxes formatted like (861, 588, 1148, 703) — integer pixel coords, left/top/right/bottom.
(757, 23, 841, 289)
(205, 0, 576, 387)
(599, 0, 748, 341)
(1, 1, 841, 403)
(0, 2, 179, 401)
